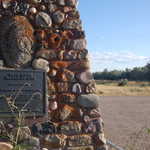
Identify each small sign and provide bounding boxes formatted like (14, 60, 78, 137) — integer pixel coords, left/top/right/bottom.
(0, 69, 47, 117)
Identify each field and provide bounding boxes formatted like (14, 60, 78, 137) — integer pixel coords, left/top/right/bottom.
(96, 80, 150, 96)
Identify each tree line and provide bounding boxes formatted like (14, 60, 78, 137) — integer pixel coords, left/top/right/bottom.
(93, 63, 150, 81)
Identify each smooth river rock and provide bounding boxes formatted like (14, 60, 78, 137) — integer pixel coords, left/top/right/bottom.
(59, 121, 82, 135)
(0, 16, 34, 68)
(44, 134, 67, 149)
(56, 0, 65, 6)
(32, 58, 49, 72)
(63, 19, 82, 30)
(68, 39, 87, 50)
(66, 0, 78, 7)
(52, 11, 65, 24)
(67, 146, 94, 150)
(36, 12, 52, 28)
(67, 135, 92, 147)
(0, 142, 13, 150)
(77, 94, 100, 109)
(77, 71, 93, 84)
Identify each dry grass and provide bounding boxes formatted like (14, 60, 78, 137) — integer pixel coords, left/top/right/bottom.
(96, 80, 150, 96)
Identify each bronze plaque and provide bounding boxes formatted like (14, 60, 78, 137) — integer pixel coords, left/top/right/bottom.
(0, 69, 47, 117)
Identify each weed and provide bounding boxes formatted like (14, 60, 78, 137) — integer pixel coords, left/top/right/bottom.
(0, 83, 42, 149)
(118, 79, 128, 86)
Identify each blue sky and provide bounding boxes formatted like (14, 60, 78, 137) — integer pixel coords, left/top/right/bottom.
(78, 0, 150, 72)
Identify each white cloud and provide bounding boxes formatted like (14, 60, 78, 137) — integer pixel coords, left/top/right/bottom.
(89, 51, 150, 72)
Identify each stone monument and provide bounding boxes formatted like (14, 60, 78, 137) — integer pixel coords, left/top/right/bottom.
(0, 0, 107, 150)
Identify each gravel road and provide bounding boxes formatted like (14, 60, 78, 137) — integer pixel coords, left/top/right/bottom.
(100, 96, 150, 147)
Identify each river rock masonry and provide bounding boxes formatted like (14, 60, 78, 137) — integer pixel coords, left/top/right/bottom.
(0, 0, 107, 150)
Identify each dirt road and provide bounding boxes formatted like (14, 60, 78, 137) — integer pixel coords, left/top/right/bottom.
(100, 96, 150, 148)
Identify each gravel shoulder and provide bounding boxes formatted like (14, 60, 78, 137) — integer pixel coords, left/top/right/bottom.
(100, 96, 150, 147)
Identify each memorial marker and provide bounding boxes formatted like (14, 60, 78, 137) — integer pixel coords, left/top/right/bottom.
(0, 70, 47, 117)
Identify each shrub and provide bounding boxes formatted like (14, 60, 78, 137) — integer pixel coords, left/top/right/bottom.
(118, 79, 128, 86)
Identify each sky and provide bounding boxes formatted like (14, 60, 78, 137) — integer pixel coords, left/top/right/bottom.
(78, 0, 150, 72)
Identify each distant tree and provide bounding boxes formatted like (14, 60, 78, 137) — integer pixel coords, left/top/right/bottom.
(145, 63, 150, 81)
(93, 63, 150, 81)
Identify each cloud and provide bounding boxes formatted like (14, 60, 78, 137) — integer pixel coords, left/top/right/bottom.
(89, 51, 150, 72)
